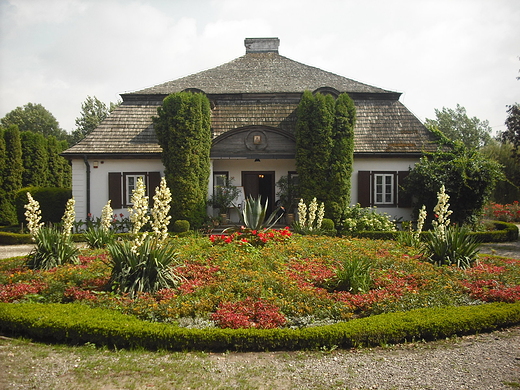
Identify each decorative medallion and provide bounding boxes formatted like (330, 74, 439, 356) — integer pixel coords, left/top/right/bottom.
(245, 130, 268, 151)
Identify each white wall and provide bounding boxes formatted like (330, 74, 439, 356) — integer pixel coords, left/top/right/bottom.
(71, 157, 164, 221)
(351, 157, 419, 221)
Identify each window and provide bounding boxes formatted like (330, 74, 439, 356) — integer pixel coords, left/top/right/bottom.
(213, 171, 229, 195)
(357, 171, 411, 208)
(108, 171, 161, 209)
(374, 174, 394, 205)
(125, 174, 145, 206)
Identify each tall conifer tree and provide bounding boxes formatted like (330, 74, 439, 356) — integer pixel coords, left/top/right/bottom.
(153, 92, 211, 227)
(21, 131, 48, 187)
(0, 125, 23, 224)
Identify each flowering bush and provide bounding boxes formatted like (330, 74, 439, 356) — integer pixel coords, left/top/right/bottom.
(209, 227, 292, 247)
(341, 204, 396, 232)
(292, 198, 325, 234)
(483, 201, 520, 222)
(211, 297, 287, 329)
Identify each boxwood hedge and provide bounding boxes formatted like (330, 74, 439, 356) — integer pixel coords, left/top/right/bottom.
(0, 302, 519, 352)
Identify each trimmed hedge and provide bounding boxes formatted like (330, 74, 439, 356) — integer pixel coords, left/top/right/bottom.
(15, 187, 72, 224)
(0, 302, 519, 352)
(349, 221, 519, 243)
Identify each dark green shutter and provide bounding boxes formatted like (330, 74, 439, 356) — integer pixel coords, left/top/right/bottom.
(357, 171, 371, 207)
(108, 172, 122, 209)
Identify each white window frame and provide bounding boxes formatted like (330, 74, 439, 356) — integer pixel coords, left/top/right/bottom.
(374, 173, 394, 205)
(125, 174, 146, 206)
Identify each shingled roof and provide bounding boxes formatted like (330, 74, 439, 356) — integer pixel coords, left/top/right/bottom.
(63, 38, 438, 158)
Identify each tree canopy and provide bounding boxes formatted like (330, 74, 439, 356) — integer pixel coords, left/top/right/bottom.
(425, 104, 492, 149)
(71, 96, 121, 145)
(500, 103, 520, 160)
(0, 103, 68, 142)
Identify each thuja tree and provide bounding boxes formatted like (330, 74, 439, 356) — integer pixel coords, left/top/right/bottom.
(295, 91, 356, 223)
(153, 92, 211, 228)
(0, 125, 23, 225)
(21, 131, 48, 187)
(404, 130, 504, 225)
(328, 93, 356, 223)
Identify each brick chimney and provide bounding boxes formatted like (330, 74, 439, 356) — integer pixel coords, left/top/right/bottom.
(244, 38, 280, 53)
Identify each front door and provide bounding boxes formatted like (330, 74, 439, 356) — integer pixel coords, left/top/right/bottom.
(242, 171, 275, 215)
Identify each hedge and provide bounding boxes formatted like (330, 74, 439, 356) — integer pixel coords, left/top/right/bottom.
(349, 221, 519, 243)
(0, 302, 519, 352)
(14, 187, 72, 224)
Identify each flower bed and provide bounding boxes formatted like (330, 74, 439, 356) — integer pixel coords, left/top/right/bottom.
(1, 236, 519, 329)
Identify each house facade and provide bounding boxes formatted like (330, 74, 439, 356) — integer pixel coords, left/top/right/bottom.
(62, 38, 438, 223)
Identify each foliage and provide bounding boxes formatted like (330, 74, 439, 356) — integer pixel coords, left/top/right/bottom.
(153, 91, 212, 228)
(425, 104, 492, 149)
(404, 134, 504, 225)
(208, 176, 241, 211)
(0, 102, 68, 142)
(295, 91, 356, 223)
(20, 131, 48, 187)
(26, 226, 79, 270)
(85, 200, 115, 249)
(210, 227, 292, 247)
(172, 220, 190, 233)
(45, 136, 71, 188)
(340, 204, 396, 233)
(500, 103, 520, 160)
(327, 255, 373, 293)
(275, 175, 300, 212)
(241, 196, 283, 231)
(71, 96, 120, 145)
(483, 201, 520, 222)
(415, 186, 480, 269)
(15, 187, 72, 224)
(0, 125, 23, 225)
(105, 238, 182, 297)
(106, 176, 181, 297)
(23, 193, 78, 270)
(211, 297, 287, 329)
(480, 140, 520, 203)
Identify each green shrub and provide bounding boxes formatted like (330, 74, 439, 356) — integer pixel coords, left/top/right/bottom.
(0, 302, 518, 352)
(0, 232, 32, 244)
(340, 204, 396, 234)
(172, 220, 190, 233)
(15, 187, 72, 224)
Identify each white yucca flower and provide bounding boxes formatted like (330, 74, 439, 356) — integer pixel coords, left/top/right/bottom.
(24, 192, 43, 240)
(151, 177, 172, 246)
(432, 185, 453, 241)
(316, 201, 325, 229)
(307, 198, 317, 230)
(100, 200, 113, 232)
(61, 198, 76, 240)
(414, 205, 427, 241)
(128, 177, 149, 252)
(298, 199, 307, 227)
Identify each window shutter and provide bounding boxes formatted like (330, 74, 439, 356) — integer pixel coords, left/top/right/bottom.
(148, 171, 162, 207)
(397, 171, 412, 208)
(357, 171, 371, 207)
(108, 172, 122, 209)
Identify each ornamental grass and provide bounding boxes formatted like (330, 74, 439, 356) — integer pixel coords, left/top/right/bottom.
(1, 235, 519, 330)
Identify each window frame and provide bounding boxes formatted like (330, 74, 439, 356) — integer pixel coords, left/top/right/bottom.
(123, 172, 147, 207)
(358, 170, 410, 208)
(373, 173, 395, 205)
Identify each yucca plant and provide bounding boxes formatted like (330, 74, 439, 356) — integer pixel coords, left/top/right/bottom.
(241, 196, 283, 231)
(423, 225, 480, 269)
(106, 237, 182, 297)
(327, 255, 373, 293)
(85, 228, 115, 249)
(26, 226, 79, 270)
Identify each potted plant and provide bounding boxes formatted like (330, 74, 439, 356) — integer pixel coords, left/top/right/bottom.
(276, 175, 300, 224)
(209, 177, 241, 222)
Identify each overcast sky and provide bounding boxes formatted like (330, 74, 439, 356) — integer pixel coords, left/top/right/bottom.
(0, 0, 519, 135)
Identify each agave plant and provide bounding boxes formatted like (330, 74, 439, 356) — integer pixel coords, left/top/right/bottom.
(241, 196, 283, 231)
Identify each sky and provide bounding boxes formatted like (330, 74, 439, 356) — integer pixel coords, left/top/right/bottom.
(0, 0, 519, 136)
